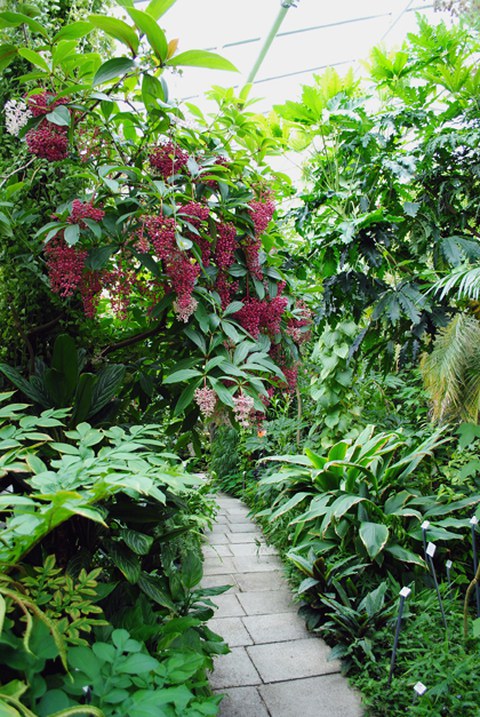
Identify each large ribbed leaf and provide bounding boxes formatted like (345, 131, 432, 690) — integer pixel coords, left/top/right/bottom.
(88, 364, 125, 417)
(359, 522, 389, 560)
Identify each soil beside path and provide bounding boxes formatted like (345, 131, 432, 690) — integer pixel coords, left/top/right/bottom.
(202, 492, 364, 717)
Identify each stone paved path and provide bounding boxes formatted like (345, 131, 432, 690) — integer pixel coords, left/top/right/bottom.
(203, 493, 364, 717)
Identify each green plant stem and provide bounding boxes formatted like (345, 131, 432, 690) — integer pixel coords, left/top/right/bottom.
(463, 559, 480, 638)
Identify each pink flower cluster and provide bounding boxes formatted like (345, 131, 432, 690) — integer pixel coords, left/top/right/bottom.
(27, 91, 67, 117)
(180, 201, 211, 264)
(233, 391, 255, 428)
(80, 270, 103, 319)
(173, 295, 198, 322)
(25, 91, 70, 162)
(215, 222, 237, 270)
(143, 213, 200, 322)
(68, 199, 105, 227)
(215, 273, 238, 310)
(194, 386, 217, 417)
(286, 301, 313, 344)
(234, 289, 288, 339)
(149, 141, 189, 179)
(26, 123, 69, 161)
(248, 196, 275, 237)
(44, 237, 87, 298)
(103, 261, 136, 319)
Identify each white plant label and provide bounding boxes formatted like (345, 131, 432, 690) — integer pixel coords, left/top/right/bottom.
(399, 587, 411, 599)
(421, 520, 430, 530)
(446, 560, 453, 569)
(470, 516, 478, 526)
(414, 682, 427, 696)
(426, 542, 436, 558)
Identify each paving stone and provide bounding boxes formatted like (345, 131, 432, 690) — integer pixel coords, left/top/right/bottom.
(211, 593, 246, 618)
(235, 571, 285, 592)
(203, 545, 232, 558)
(247, 638, 340, 683)
(209, 647, 261, 689)
(215, 514, 230, 524)
(215, 687, 269, 717)
(243, 612, 311, 644)
(209, 617, 253, 647)
(204, 532, 230, 544)
(259, 675, 364, 717)
(226, 515, 252, 525)
(225, 508, 251, 517)
(229, 532, 263, 544)
(229, 542, 277, 557)
(233, 556, 283, 573)
(228, 522, 261, 533)
(200, 574, 236, 590)
(203, 556, 237, 575)
(237, 590, 297, 615)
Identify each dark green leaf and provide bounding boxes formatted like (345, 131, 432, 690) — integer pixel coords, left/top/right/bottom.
(93, 57, 136, 86)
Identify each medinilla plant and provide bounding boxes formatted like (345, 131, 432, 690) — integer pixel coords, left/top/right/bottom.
(0, 0, 309, 435)
(257, 425, 480, 577)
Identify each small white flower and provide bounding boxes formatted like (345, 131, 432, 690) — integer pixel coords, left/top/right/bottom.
(4, 99, 32, 136)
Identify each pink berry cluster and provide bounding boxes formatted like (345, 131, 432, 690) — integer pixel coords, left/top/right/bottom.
(248, 195, 275, 237)
(68, 199, 105, 227)
(44, 237, 87, 298)
(233, 391, 255, 428)
(80, 270, 103, 319)
(194, 385, 217, 417)
(103, 261, 136, 319)
(286, 301, 313, 344)
(180, 201, 211, 265)
(25, 91, 70, 162)
(215, 222, 237, 270)
(234, 288, 288, 340)
(149, 141, 189, 179)
(143, 214, 200, 322)
(26, 123, 69, 161)
(215, 272, 239, 309)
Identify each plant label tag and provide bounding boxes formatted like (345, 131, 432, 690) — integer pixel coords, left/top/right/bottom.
(399, 587, 411, 599)
(446, 560, 453, 569)
(421, 520, 430, 530)
(414, 682, 427, 696)
(470, 516, 478, 526)
(426, 542, 436, 557)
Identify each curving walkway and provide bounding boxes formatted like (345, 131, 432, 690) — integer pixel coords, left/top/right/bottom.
(203, 493, 364, 717)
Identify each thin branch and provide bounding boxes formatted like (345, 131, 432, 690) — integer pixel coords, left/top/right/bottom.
(99, 320, 166, 356)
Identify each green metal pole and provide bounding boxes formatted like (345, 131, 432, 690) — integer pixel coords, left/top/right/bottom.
(246, 1, 299, 84)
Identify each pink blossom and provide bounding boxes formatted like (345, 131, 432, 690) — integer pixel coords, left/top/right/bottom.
(194, 386, 217, 417)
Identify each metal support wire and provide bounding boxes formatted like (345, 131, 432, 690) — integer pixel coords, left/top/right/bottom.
(246, 0, 300, 84)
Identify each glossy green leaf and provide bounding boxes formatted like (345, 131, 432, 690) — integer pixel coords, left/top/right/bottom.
(127, 8, 167, 61)
(89, 15, 139, 55)
(167, 49, 238, 72)
(92, 57, 136, 86)
(0, 44, 17, 71)
(53, 21, 93, 42)
(164, 368, 202, 384)
(0, 11, 48, 36)
(17, 47, 49, 71)
(145, 0, 177, 19)
(359, 522, 389, 560)
(46, 105, 71, 127)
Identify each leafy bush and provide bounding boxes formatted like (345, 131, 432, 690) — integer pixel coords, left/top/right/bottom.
(0, 393, 225, 715)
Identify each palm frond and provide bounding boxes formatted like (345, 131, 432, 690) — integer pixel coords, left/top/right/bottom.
(421, 313, 480, 422)
(432, 265, 480, 302)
